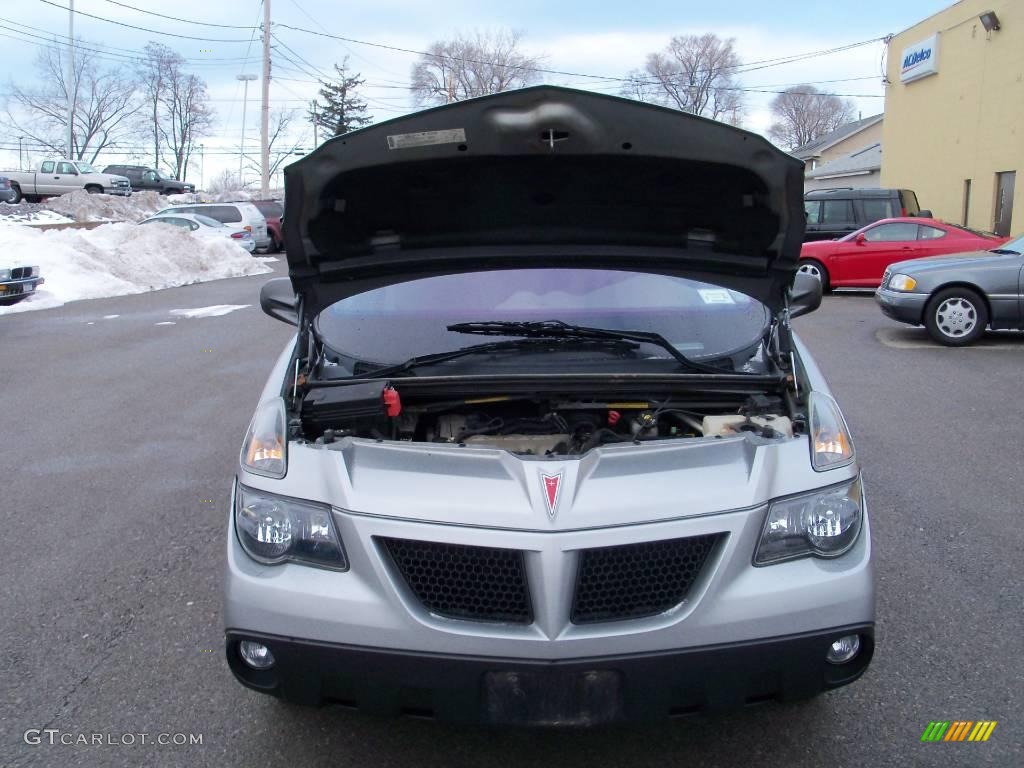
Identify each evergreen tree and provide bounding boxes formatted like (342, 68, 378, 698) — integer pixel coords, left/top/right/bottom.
(308, 58, 372, 143)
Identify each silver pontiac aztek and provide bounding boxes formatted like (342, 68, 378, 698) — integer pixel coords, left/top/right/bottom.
(224, 86, 874, 725)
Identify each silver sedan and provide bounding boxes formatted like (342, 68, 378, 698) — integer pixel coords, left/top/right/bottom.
(875, 232, 1024, 345)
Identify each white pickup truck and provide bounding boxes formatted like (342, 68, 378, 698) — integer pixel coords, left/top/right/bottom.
(3, 159, 131, 203)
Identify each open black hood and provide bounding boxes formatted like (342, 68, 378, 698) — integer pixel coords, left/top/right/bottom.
(283, 86, 806, 318)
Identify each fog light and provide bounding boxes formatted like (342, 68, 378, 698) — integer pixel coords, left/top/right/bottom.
(826, 634, 861, 664)
(238, 640, 275, 669)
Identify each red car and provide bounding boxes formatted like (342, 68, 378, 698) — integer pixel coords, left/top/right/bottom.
(798, 218, 1007, 289)
(253, 200, 284, 253)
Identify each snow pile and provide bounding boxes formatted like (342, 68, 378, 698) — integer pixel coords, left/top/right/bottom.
(42, 189, 170, 223)
(0, 222, 272, 314)
(0, 206, 75, 226)
(168, 188, 284, 204)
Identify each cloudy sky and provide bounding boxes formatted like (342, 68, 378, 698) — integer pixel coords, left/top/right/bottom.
(0, 0, 951, 186)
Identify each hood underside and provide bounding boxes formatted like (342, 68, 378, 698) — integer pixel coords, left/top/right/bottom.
(283, 86, 806, 317)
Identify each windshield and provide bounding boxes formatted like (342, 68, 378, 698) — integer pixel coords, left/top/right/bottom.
(193, 214, 223, 228)
(994, 233, 1024, 253)
(316, 269, 771, 374)
(77, 162, 97, 174)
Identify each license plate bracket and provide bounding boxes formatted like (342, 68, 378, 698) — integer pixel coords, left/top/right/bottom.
(483, 668, 623, 726)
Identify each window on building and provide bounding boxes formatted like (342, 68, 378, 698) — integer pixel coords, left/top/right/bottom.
(864, 222, 919, 242)
(962, 179, 971, 226)
(918, 225, 947, 240)
(862, 199, 896, 222)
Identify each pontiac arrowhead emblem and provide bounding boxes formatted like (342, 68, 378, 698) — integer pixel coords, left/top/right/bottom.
(540, 471, 564, 519)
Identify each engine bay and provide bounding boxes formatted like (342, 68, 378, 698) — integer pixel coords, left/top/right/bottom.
(299, 380, 799, 456)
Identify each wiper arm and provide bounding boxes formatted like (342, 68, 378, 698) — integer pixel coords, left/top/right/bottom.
(989, 248, 1021, 255)
(356, 336, 639, 378)
(447, 320, 729, 374)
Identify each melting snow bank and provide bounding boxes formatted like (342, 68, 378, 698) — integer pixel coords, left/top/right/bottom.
(0, 222, 272, 315)
(0, 207, 75, 226)
(169, 304, 251, 319)
(44, 190, 170, 223)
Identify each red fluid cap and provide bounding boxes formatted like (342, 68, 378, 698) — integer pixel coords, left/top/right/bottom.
(607, 410, 621, 426)
(383, 386, 402, 417)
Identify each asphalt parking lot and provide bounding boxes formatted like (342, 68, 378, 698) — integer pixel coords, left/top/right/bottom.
(1, 264, 1021, 768)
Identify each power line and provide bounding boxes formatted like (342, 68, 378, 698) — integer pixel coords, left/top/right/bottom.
(35, 0, 254, 43)
(275, 23, 884, 85)
(99, 0, 257, 30)
(0, 20, 259, 68)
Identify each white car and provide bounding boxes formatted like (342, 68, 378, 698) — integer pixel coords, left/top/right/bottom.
(156, 202, 270, 250)
(139, 212, 256, 253)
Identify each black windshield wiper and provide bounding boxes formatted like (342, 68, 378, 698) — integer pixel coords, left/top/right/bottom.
(989, 248, 1021, 255)
(355, 336, 640, 378)
(446, 320, 729, 374)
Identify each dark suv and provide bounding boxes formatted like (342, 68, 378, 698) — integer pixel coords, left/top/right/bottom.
(102, 165, 194, 195)
(803, 188, 927, 241)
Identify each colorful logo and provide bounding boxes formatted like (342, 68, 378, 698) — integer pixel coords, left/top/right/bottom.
(920, 721, 997, 743)
(540, 471, 563, 519)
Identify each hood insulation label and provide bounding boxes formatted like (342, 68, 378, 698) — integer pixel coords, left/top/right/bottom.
(387, 128, 466, 149)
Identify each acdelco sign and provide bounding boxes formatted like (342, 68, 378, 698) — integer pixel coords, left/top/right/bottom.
(900, 33, 940, 83)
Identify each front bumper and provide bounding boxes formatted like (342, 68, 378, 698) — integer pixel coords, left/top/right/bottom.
(875, 287, 928, 325)
(225, 626, 874, 723)
(0, 277, 44, 300)
(105, 186, 131, 197)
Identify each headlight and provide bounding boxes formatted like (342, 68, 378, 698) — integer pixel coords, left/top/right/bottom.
(754, 476, 863, 565)
(235, 484, 347, 569)
(888, 273, 917, 291)
(0, 269, 10, 280)
(240, 397, 287, 478)
(809, 392, 854, 471)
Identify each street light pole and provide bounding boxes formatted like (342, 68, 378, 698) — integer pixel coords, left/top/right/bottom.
(66, 0, 74, 158)
(199, 143, 205, 192)
(236, 74, 257, 186)
(260, 0, 272, 197)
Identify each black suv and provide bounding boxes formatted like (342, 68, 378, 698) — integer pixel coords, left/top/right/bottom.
(803, 188, 929, 241)
(102, 165, 194, 195)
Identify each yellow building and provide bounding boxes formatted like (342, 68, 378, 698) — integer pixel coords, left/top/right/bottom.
(881, 0, 1022, 236)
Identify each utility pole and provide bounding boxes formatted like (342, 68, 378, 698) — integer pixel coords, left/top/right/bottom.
(311, 101, 318, 148)
(236, 73, 257, 186)
(18, 136, 24, 170)
(199, 143, 205, 191)
(260, 0, 271, 197)
(66, 0, 74, 158)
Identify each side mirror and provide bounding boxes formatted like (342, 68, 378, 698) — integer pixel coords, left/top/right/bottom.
(789, 271, 823, 318)
(918, 209, 933, 218)
(855, 232, 867, 245)
(260, 277, 298, 326)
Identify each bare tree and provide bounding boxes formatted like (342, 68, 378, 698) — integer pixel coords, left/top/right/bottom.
(245, 109, 308, 179)
(162, 71, 214, 180)
(138, 42, 177, 171)
(207, 168, 246, 195)
(622, 34, 744, 122)
(135, 42, 214, 179)
(767, 86, 856, 149)
(2, 44, 140, 162)
(410, 29, 543, 106)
